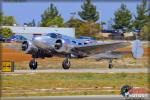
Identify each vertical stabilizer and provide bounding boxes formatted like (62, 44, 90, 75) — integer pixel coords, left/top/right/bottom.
(132, 40, 144, 58)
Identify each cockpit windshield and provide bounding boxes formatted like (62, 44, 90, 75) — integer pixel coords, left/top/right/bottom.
(46, 33, 62, 38)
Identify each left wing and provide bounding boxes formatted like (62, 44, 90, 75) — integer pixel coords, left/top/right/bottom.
(71, 41, 131, 56)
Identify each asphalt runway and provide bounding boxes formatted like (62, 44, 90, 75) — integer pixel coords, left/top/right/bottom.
(2, 68, 149, 74)
(1, 95, 149, 100)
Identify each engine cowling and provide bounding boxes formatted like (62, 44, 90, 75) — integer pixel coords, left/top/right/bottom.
(22, 41, 38, 54)
(54, 39, 71, 53)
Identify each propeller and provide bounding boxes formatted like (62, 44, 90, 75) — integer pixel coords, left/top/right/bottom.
(22, 41, 28, 51)
(55, 40, 62, 49)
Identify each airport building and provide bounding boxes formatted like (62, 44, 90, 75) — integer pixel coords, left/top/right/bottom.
(2, 26, 75, 40)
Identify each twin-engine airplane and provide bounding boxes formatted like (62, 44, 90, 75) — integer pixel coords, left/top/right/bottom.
(21, 33, 144, 70)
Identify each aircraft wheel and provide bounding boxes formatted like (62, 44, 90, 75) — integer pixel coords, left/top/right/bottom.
(29, 59, 38, 70)
(109, 63, 113, 69)
(62, 59, 71, 69)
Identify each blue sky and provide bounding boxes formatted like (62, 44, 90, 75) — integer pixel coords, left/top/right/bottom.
(2, 0, 142, 28)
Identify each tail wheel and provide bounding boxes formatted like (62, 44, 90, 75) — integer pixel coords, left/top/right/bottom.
(62, 59, 71, 69)
(29, 59, 38, 70)
(108, 59, 113, 69)
(109, 63, 113, 69)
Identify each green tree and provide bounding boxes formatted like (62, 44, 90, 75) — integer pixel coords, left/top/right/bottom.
(45, 16, 64, 27)
(65, 18, 100, 37)
(77, 0, 100, 36)
(2, 16, 16, 26)
(112, 3, 132, 32)
(41, 3, 64, 27)
(78, 0, 99, 22)
(65, 18, 83, 28)
(0, 11, 3, 25)
(31, 19, 36, 26)
(0, 11, 16, 26)
(65, 18, 83, 37)
(140, 22, 150, 41)
(133, 0, 150, 30)
(24, 19, 36, 27)
(0, 28, 13, 38)
(77, 21, 100, 37)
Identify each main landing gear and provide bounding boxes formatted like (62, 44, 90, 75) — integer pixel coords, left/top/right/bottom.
(108, 59, 113, 69)
(62, 55, 71, 69)
(29, 59, 38, 70)
(29, 55, 71, 70)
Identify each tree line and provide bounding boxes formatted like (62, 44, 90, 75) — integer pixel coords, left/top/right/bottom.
(0, 0, 150, 40)
(0, 11, 16, 38)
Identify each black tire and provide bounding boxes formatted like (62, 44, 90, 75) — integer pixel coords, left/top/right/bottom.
(62, 60, 71, 69)
(109, 63, 113, 69)
(29, 60, 38, 70)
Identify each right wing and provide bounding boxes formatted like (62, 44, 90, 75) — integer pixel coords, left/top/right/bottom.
(71, 41, 131, 56)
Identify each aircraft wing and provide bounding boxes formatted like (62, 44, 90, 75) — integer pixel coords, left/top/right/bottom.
(88, 52, 123, 60)
(71, 41, 131, 56)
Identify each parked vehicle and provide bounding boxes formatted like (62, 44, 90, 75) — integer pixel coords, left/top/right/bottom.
(0, 35, 6, 42)
(5, 34, 27, 43)
(102, 29, 123, 34)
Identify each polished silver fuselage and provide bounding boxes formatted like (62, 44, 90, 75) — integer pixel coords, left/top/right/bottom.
(22, 33, 98, 58)
(22, 33, 142, 60)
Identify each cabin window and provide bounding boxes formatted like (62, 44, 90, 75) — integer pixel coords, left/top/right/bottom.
(50, 33, 57, 38)
(57, 34, 62, 38)
(72, 41, 76, 44)
(46, 33, 62, 38)
(32, 34, 42, 40)
(33, 34, 42, 38)
(78, 43, 82, 45)
(84, 43, 88, 45)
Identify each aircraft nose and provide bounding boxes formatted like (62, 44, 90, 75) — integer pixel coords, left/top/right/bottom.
(33, 36, 42, 44)
(33, 36, 48, 48)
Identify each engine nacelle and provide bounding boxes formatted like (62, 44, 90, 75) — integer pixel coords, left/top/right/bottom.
(54, 39, 71, 53)
(22, 41, 38, 54)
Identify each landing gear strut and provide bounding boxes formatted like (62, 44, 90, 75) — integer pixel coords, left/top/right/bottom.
(108, 59, 113, 69)
(29, 59, 38, 70)
(62, 55, 71, 69)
